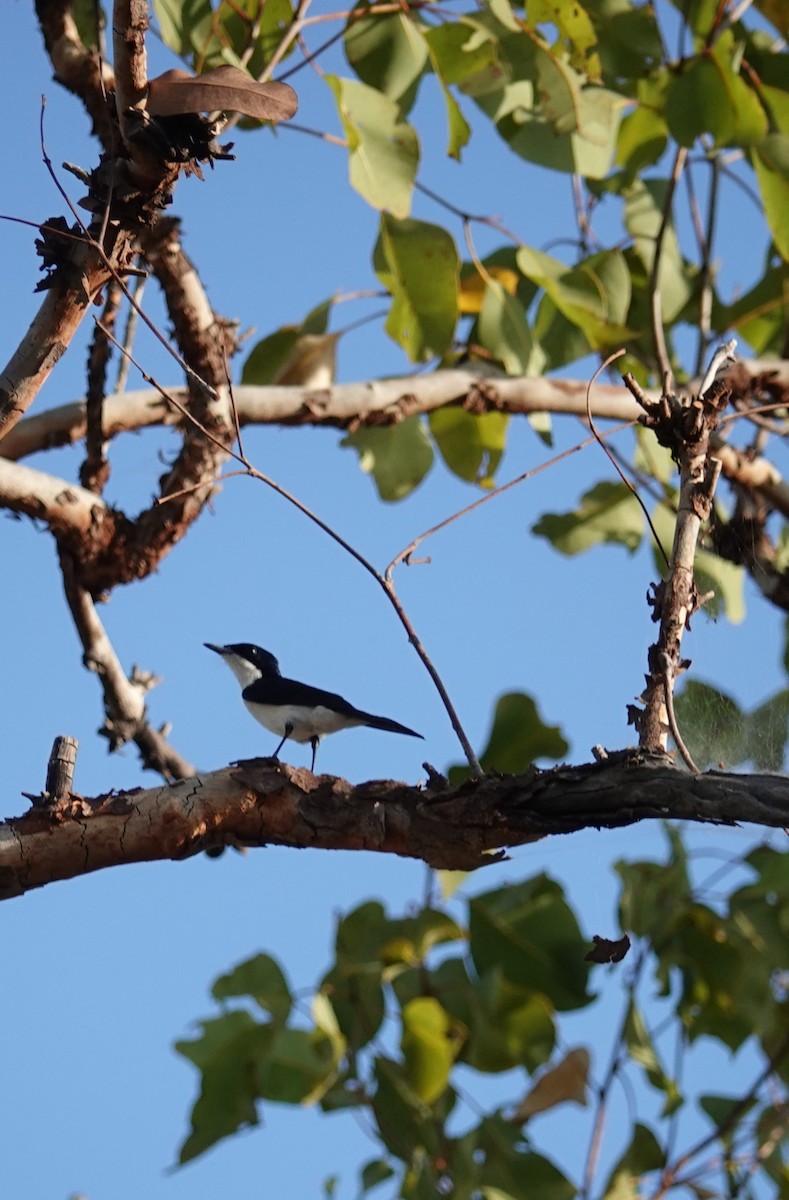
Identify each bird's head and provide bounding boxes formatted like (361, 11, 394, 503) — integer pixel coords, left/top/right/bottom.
(204, 642, 281, 687)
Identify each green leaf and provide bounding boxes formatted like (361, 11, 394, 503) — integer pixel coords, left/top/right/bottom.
(212, 953, 292, 1022)
(533, 481, 644, 555)
(401, 997, 463, 1104)
(752, 134, 789, 262)
(625, 1006, 683, 1116)
(371, 1057, 449, 1162)
(322, 963, 385, 1052)
(649, 502, 745, 623)
(478, 1116, 575, 1200)
(601, 1122, 665, 1199)
(699, 1093, 751, 1132)
(624, 178, 692, 321)
(428, 408, 508, 486)
(673, 681, 747, 769)
(666, 57, 739, 148)
(596, 6, 664, 81)
(745, 688, 789, 770)
(374, 214, 459, 361)
(670, 903, 757, 1049)
(420, 32, 474, 160)
(335, 900, 390, 965)
(341, 416, 434, 501)
(477, 279, 535, 374)
(423, 21, 499, 87)
(616, 832, 691, 945)
(694, 541, 746, 623)
(257, 1026, 341, 1105)
(467, 969, 556, 1073)
(193, 0, 295, 76)
(469, 875, 593, 1011)
(344, 10, 428, 103)
(381, 908, 466, 966)
(242, 297, 335, 386)
(72, 0, 104, 48)
(484, 692, 569, 772)
(616, 104, 668, 176)
(528, 0, 601, 81)
(152, 0, 213, 58)
(326, 76, 419, 218)
(517, 245, 633, 348)
(490, 79, 625, 178)
(176, 1011, 272, 1162)
(448, 692, 568, 786)
(359, 1158, 396, 1198)
(721, 262, 789, 355)
(661, 51, 762, 150)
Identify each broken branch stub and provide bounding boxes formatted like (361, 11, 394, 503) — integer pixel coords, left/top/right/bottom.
(625, 366, 732, 758)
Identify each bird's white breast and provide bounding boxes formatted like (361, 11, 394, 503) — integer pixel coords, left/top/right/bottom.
(244, 701, 363, 741)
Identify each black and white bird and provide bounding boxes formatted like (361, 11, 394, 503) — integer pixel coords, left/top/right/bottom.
(205, 642, 423, 770)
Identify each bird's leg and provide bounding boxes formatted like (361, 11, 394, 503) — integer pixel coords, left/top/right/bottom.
(271, 722, 294, 761)
(310, 736, 319, 772)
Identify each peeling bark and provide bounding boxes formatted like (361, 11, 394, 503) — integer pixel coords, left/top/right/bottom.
(3, 750, 789, 901)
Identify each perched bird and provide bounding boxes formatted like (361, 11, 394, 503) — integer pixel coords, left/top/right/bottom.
(205, 642, 423, 770)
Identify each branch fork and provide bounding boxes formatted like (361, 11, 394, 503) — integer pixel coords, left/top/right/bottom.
(625, 346, 736, 765)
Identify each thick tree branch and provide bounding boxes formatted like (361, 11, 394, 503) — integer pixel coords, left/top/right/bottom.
(3, 750, 789, 900)
(5, 362, 789, 517)
(0, 241, 118, 440)
(0, 455, 113, 536)
(65, 217, 236, 595)
(34, 0, 116, 145)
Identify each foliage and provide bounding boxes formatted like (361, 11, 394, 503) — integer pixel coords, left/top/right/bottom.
(145, 0, 789, 1187)
(178, 829, 789, 1197)
(7, 0, 789, 1193)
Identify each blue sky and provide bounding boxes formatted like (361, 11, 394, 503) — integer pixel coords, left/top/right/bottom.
(0, 3, 786, 1197)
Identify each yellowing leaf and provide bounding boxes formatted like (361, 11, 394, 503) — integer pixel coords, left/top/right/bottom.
(459, 267, 519, 314)
(401, 997, 463, 1104)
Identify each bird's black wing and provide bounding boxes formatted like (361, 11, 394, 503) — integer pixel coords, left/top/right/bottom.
(243, 674, 362, 717)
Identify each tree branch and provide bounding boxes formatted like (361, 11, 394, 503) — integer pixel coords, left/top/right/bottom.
(5, 362, 789, 515)
(0, 455, 113, 536)
(3, 749, 789, 900)
(59, 548, 196, 778)
(34, 0, 116, 146)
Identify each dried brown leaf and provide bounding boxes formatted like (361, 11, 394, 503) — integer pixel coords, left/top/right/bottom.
(146, 67, 298, 123)
(513, 1047, 590, 1122)
(585, 933, 631, 963)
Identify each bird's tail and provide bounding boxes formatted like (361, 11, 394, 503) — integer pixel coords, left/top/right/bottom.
(362, 712, 424, 739)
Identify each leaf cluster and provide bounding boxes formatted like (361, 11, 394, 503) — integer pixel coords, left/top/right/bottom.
(178, 830, 789, 1198)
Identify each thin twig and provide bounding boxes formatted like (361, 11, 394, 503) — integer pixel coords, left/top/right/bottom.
(586, 350, 671, 569)
(387, 419, 638, 577)
(649, 146, 688, 385)
(661, 655, 700, 774)
(100, 323, 484, 776)
(115, 268, 146, 392)
(580, 946, 649, 1199)
(653, 1032, 789, 1198)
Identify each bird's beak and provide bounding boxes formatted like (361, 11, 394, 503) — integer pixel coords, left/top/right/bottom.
(204, 642, 228, 656)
